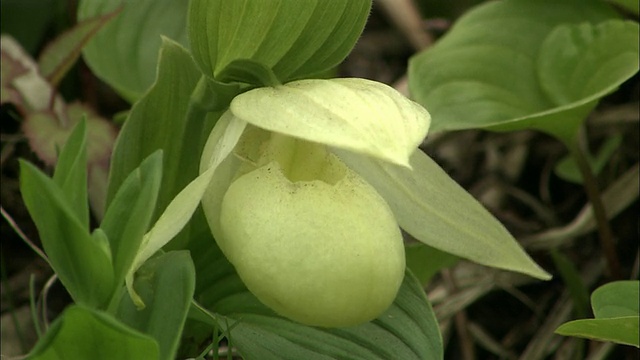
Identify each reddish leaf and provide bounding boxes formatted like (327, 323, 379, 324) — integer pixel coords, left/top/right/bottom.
(38, 8, 121, 87)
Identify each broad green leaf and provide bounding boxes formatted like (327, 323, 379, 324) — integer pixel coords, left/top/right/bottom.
(591, 280, 639, 318)
(52, 120, 89, 230)
(27, 305, 159, 360)
(555, 281, 639, 347)
(78, 0, 189, 102)
(38, 8, 120, 86)
(335, 148, 551, 280)
(555, 317, 639, 347)
(189, 230, 442, 360)
(409, 0, 638, 141)
(230, 78, 431, 167)
(117, 251, 195, 360)
(107, 38, 208, 215)
(20, 163, 114, 308)
(188, 0, 370, 84)
(405, 243, 458, 285)
(555, 135, 622, 184)
(100, 151, 162, 286)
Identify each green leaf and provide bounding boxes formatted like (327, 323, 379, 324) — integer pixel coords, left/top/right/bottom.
(51, 119, 89, 230)
(405, 243, 458, 285)
(229, 273, 441, 360)
(555, 135, 622, 183)
(100, 151, 162, 286)
(20, 162, 114, 308)
(117, 251, 195, 360)
(78, 0, 189, 102)
(556, 317, 639, 348)
(335, 148, 551, 280)
(106, 38, 209, 215)
(38, 8, 120, 86)
(409, 0, 638, 141)
(229, 78, 431, 167)
(591, 280, 639, 318)
(27, 305, 159, 360)
(555, 280, 640, 347)
(188, 0, 371, 84)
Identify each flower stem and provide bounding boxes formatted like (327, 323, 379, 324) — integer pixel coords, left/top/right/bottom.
(567, 139, 622, 279)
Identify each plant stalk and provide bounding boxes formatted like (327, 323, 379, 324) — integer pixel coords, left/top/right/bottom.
(567, 140, 622, 279)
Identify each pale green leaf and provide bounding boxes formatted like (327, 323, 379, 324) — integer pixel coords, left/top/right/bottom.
(230, 78, 431, 167)
(556, 317, 639, 347)
(101, 151, 162, 286)
(409, 0, 638, 141)
(188, 0, 370, 83)
(335, 149, 551, 280)
(27, 306, 159, 360)
(78, 0, 189, 102)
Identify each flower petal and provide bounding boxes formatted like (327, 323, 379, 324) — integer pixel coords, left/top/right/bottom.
(335, 148, 552, 280)
(229, 78, 430, 168)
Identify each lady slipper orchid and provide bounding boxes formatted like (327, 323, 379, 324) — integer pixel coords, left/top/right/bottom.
(199, 78, 429, 327)
(125, 76, 549, 327)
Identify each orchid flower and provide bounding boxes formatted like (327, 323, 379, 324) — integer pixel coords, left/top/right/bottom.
(125, 77, 550, 328)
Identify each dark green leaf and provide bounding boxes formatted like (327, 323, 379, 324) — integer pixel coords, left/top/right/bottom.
(20, 160, 114, 308)
(78, 0, 189, 101)
(106, 38, 216, 223)
(116, 251, 196, 360)
(27, 305, 159, 360)
(188, 0, 371, 84)
(101, 151, 162, 286)
(1, 0, 55, 55)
